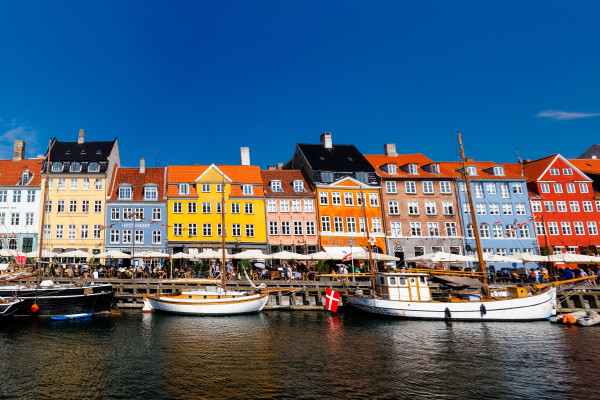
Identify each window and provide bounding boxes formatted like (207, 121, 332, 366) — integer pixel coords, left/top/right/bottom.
(476, 203, 487, 215)
(245, 203, 254, 214)
(319, 192, 329, 205)
(518, 225, 531, 238)
(515, 203, 526, 215)
(25, 212, 33, 226)
(0, 190, 6, 202)
(505, 225, 516, 238)
(531, 201, 542, 212)
(480, 224, 490, 238)
(561, 222, 572, 235)
(407, 202, 419, 215)
(43, 224, 51, 239)
(570, 201, 580, 212)
(356, 172, 369, 183)
(553, 183, 563, 193)
(439, 181, 451, 194)
(372, 218, 382, 233)
(153, 231, 162, 244)
(57, 179, 66, 190)
(25, 190, 35, 203)
(540, 183, 550, 193)
(47, 179, 54, 190)
(88, 162, 100, 173)
(134, 208, 144, 220)
(321, 216, 331, 232)
(331, 192, 341, 205)
(187, 223, 197, 236)
(333, 217, 343, 232)
(110, 208, 120, 222)
(431, 164, 440, 174)
(410, 222, 422, 237)
(173, 224, 183, 236)
(346, 217, 356, 233)
(390, 222, 402, 236)
(582, 201, 593, 212)
(12, 191, 21, 202)
(388, 201, 400, 215)
(45, 200, 52, 212)
(178, 184, 189, 195)
(359, 218, 365, 233)
(386, 181, 397, 194)
(535, 222, 546, 236)
(580, 183, 589, 193)
(93, 225, 101, 239)
(231, 202, 240, 214)
(135, 230, 144, 244)
(232, 224, 241, 237)
(217, 224, 225, 237)
(556, 201, 567, 212)
(270, 181, 283, 192)
(94, 200, 102, 213)
(405, 181, 416, 194)
(10, 213, 19, 226)
(293, 181, 305, 192)
(428, 222, 439, 237)
(463, 203, 471, 214)
(566, 183, 575, 193)
(493, 224, 503, 238)
(51, 161, 63, 172)
(442, 202, 454, 215)
(269, 221, 279, 235)
(215, 184, 223, 193)
(486, 183, 496, 194)
(408, 164, 418, 175)
(69, 200, 77, 213)
(188, 202, 197, 214)
(563, 168, 573, 175)
(144, 187, 158, 200)
(321, 172, 333, 183)
(79, 200, 88, 213)
(149, 208, 160, 221)
(245, 224, 255, 237)
(466, 224, 474, 238)
(70, 179, 78, 190)
(422, 181, 434, 194)
(95, 179, 103, 190)
(549, 168, 560, 175)
(574, 222, 585, 235)
(120, 230, 131, 244)
(369, 193, 379, 206)
(110, 230, 120, 244)
(242, 185, 253, 195)
(280, 200, 289, 212)
(56, 224, 63, 239)
(292, 199, 301, 212)
(82, 179, 90, 190)
(388, 164, 397, 174)
(544, 201, 554, 212)
(173, 202, 182, 213)
(445, 222, 457, 236)
(344, 193, 354, 206)
(57, 200, 65, 213)
(201, 184, 210, 193)
(493, 166, 504, 176)
(466, 166, 477, 176)
(499, 183, 510, 198)
(425, 201, 437, 215)
(512, 183, 523, 194)
(473, 183, 483, 198)
(306, 221, 315, 235)
(267, 199, 277, 213)
(587, 222, 598, 235)
(490, 203, 500, 215)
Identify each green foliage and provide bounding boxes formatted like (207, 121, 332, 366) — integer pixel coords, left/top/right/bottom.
(539, 246, 551, 256)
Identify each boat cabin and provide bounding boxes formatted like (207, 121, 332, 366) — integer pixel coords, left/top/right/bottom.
(376, 272, 431, 301)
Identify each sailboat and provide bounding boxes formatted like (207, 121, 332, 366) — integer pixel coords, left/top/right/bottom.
(142, 180, 269, 315)
(345, 132, 564, 321)
(0, 139, 115, 319)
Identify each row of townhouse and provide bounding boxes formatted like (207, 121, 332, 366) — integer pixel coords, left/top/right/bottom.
(3, 129, 600, 268)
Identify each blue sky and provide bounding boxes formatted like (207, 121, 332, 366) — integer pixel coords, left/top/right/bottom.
(0, 1, 598, 167)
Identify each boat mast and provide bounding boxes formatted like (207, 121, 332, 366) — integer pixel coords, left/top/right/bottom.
(132, 210, 136, 280)
(457, 132, 488, 284)
(221, 179, 226, 290)
(359, 187, 376, 291)
(37, 138, 53, 287)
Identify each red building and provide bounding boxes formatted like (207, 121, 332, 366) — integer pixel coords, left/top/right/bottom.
(523, 154, 600, 255)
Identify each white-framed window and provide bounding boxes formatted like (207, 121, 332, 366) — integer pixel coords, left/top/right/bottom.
(425, 201, 437, 215)
(293, 181, 305, 192)
(476, 203, 487, 215)
(280, 200, 289, 212)
(134, 208, 144, 220)
(95, 179, 103, 190)
(544, 201, 555, 212)
(519, 225, 531, 238)
(343, 192, 354, 206)
(535, 222, 546, 236)
(242, 185, 253, 195)
(331, 192, 341, 205)
(540, 183, 550, 193)
(333, 217, 344, 232)
(489, 203, 500, 215)
(57, 179, 66, 190)
(548, 222, 559, 235)
(270, 181, 283, 192)
(445, 222, 457, 236)
(390, 221, 402, 237)
(573, 221, 585, 235)
(553, 183, 563, 193)
(25, 212, 33, 226)
(563, 168, 573, 175)
(486, 183, 496, 194)
(410, 222, 422, 237)
(531, 201, 542, 212)
(306, 221, 316, 235)
(12, 191, 21, 202)
(26, 190, 35, 203)
(346, 217, 356, 233)
(144, 186, 158, 200)
(188, 202, 197, 214)
(10, 213, 19, 225)
(93, 225, 101, 239)
(499, 183, 510, 198)
(430, 164, 440, 174)
(200, 202, 211, 214)
(202, 184, 210, 193)
(56, 224, 63, 239)
(291, 199, 302, 212)
(70, 179, 78, 190)
(178, 184, 189, 195)
(428, 222, 439, 237)
(405, 181, 416, 194)
(232, 224, 241, 237)
(388, 164, 397, 174)
(369, 193, 379, 206)
(80, 224, 88, 239)
(69, 200, 77, 213)
(111, 208, 120, 221)
(583, 201, 593, 212)
(408, 164, 418, 175)
(319, 192, 329, 205)
(480, 224, 490, 238)
(407, 201, 419, 215)
(561, 222, 572, 235)
(570, 201, 580, 212)
(442, 201, 454, 215)
(580, 183, 589, 193)
(550, 169, 560, 175)
(57, 200, 65, 213)
(122, 230, 131, 244)
(94, 200, 102, 213)
(267, 199, 277, 212)
(152, 231, 161, 244)
(386, 181, 397, 194)
(135, 230, 144, 244)
(372, 217, 382, 233)
(466, 224, 474, 238)
(306, 199, 316, 212)
(463, 203, 471, 214)
(43, 224, 51, 239)
(388, 201, 400, 215)
(245, 203, 254, 214)
(45, 200, 52, 213)
(512, 183, 523, 194)
(473, 183, 484, 198)
(188, 223, 197, 237)
(245, 224, 255, 237)
(505, 224, 516, 238)
(321, 172, 333, 183)
(556, 201, 567, 212)
(82, 179, 90, 190)
(440, 181, 451, 194)
(88, 162, 100, 173)
(0, 190, 6, 202)
(173, 202, 182, 213)
(152, 208, 161, 220)
(422, 181, 434, 194)
(269, 221, 279, 235)
(493, 166, 504, 176)
(173, 224, 183, 236)
(466, 166, 477, 176)
(587, 222, 598, 235)
(321, 216, 331, 232)
(231, 202, 240, 214)
(110, 229, 120, 244)
(356, 172, 369, 183)
(51, 162, 63, 172)
(356, 193, 365, 207)
(493, 224, 503, 238)
(515, 203, 526, 215)
(566, 183, 575, 193)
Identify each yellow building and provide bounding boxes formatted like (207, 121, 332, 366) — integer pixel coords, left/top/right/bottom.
(38, 131, 120, 256)
(166, 163, 267, 254)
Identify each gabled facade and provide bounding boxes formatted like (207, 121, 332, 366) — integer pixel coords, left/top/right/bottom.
(285, 133, 385, 253)
(39, 130, 120, 255)
(260, 169, 318, 254)
(441, 160, 539, 269)
(166, 154, 267, 254)
(105, 160, 167, 266)
(365, 144, 464, 265)
(524, 154, 599, 255)
(0, 141, 43, 253)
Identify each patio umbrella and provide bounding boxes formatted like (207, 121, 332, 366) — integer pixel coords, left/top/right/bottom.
(24, 249, 57, 258)
(232, 249, 272, 260)
(481, 254, 522, 264)
(309, 251, 340, 260)
(405, 252, 472, 263)
(58, 250, 93, 259)
(135, 251, 170, 258)
(349, 250, 400, 261)
(269, 250, 311, 260)
(196, 249, 232, 259)
(171, 252, 195, 259)
(0, 249, 17, 257)
(509, 253, 548, 263)
(551, 253, 600, 263)
(95, 250, 132, 259)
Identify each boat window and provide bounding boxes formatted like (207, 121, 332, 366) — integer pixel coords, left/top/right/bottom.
(410, 278, 416, 284)
(389, 277, 396, 285)
(188, 295, 192, 299)
(399, 277, 406, 285)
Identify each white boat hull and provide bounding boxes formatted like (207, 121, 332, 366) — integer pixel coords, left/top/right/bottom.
(346, 287, 556, 321)
(144, 290, 269, 315)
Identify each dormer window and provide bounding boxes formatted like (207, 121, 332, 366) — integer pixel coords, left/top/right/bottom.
(65, 150, 71, 156)
(144, 185, 158, 201)
(242, 184, 253, 195)
(70, 162, 82, 172)
(81, 149, 87, 155)
(493, 166, 504, 176)
(270, 180, 283, 192)
(467, 166, 477, 176)
(388, 164, 397, 174)
(96, 150, 102, 155)
(20, 171, 30, 185)
(408, 164, 418, 175)
(118, 185, 133, 200)
(321, 172, 333, 183)
(88, 162, 100, 172)
(431, 164, 440, 174)
(178, 184, 190, 195)
(293, 180, 306, 192)
(51, 162, 63, 172)
(356, 172, 369, 183)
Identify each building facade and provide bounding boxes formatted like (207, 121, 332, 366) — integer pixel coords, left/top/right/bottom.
(105, 160, 167, 266)
(39, 130, 120, 255)
(260, 169, 318, 254)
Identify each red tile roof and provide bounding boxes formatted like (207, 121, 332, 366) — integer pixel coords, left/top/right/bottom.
(260, 170, 315, 196)
(569, 158, 600, 175)
(167, 165, 263, 184)
(522, 154, 558, 183)
(107, 167, 166, 201)
(0, 158, 43, 186)
(439, 161, 525, 180)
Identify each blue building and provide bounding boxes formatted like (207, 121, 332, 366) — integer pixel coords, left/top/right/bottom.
(105, 160, 168, 268)
(443, 161, 539, 272)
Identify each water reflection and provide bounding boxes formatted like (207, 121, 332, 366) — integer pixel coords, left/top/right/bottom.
(0, 312, 596, 399)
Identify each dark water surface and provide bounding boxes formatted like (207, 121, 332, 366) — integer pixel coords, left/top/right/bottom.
(0, 311, 597, 400)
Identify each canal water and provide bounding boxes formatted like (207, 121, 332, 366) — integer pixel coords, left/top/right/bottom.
(0, 311, 597, 400)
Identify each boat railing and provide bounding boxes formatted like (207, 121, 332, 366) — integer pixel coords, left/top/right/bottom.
(401, 268, 486, 278)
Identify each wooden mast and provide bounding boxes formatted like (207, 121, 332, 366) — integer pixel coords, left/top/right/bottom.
(457, 132, 488, 285)
(359, 187, 376, 292)
(37, 138, 53, 287)
(221, 179, 226, 290)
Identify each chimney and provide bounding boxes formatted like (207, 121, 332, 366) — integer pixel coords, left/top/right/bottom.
(78, 129, 85, 144)
(320, 132, 332, 149)
(13, 140, 25, 161)
(139, 158, 146, 174)
(593, 156, 597, 159)
(240, 147, 251, 166)
(277, 163, 283, 170)
(268, 165, 277, 171)
(384, 143, 397, 157)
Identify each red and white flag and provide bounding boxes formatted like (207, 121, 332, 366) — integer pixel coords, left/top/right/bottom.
(325, 288, 341, 313)
(342, 253, 352, 262)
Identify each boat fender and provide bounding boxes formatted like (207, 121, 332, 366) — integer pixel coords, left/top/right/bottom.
(562, 314, 578, 325)
(31, 303, 39, 313)
(444, 307, 452, 320)
(480, 304, 487, 316)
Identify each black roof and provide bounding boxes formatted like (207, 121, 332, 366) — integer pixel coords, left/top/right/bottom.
(297, 143, 375, 172)
(48, 139, 116, 162)
(578, 144, 600, 159)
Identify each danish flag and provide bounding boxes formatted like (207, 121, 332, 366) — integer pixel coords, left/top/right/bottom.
(342, 253, 353, 262)
(325, 288, 341, 313)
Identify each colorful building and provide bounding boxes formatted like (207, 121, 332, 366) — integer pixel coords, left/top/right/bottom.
(284, 133, 386, 254)
(260, 169, 318, 254)
(39, 130, 120, 255)
(0, 141, 43, 254)
(365, 145, 464, 265)
(105, 159, 167, 267)
(524, 154, 599, 255)
(166, 149, 267, 255)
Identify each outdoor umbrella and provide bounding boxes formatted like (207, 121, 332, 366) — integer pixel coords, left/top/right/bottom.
(95, 250, 132, 259)
(268, 250, 311, 260)
(58, 250, 93, 259)
(232, 249, 272, 260)
(24, 249, 57, 258)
